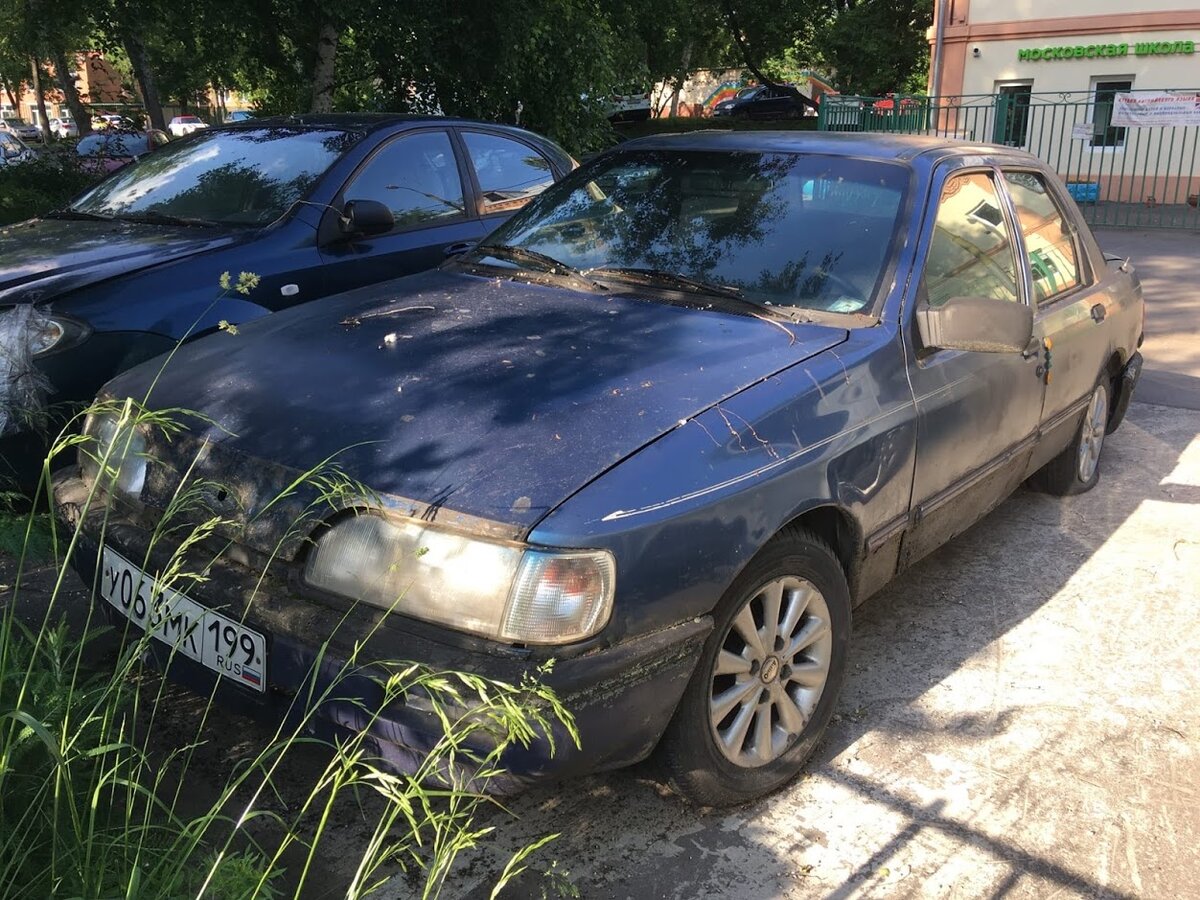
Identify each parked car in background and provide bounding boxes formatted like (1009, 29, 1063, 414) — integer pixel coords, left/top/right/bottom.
(712, 84, 816, 120)
(604, 91, 652, 122)
(49, 117, 79, 139)
(0, 114, 575, 485)
(0, 130, 33, 165)
(2, 116, 42, 142)
(224, 110, 255, 123)
(55, 132, 1143, 805)
(75, 129, 171, 174)
(92, 114, 136, 131)
(168, 115, 209, 137)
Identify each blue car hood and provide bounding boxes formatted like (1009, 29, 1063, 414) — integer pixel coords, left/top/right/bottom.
(0, 218, 243, 305)
(109, 269, 848, 533)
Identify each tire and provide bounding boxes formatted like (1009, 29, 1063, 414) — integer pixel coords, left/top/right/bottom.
(657, 528, 851, 806)
(1030, 379, 1111, 496)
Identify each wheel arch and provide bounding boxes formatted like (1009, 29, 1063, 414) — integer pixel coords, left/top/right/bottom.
(777, 503, 863, 592)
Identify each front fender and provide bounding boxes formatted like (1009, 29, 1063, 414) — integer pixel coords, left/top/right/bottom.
(529, 325, 917, 642)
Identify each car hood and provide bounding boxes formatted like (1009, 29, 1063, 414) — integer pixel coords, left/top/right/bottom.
(110, 269, 848, 539)
(0, 218, 244, 306)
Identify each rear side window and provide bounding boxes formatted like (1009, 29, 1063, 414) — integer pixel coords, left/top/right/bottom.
(462, 132, 555, 214)
(1002, 171, 1082, 303)
(342, 130, 466, 229)
(925, 171, 1020, 307)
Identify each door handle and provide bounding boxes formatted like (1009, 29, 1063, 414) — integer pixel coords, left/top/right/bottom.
(1090, 303, 1107, 323)
(1021, 337, 1041, 359)
(443, 241, 476, 257)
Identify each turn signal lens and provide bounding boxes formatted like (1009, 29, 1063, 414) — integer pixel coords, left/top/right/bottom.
(503, 550, 615, 644)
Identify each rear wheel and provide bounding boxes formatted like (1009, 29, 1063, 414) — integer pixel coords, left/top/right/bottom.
(1030, 380, 1110, 496)
(657, 529, 851, 806)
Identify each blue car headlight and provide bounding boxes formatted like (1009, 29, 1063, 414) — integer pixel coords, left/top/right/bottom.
(303, 513, 615, 645)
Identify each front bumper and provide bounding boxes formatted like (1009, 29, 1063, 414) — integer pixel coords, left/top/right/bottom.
(54, 473, 710, 790)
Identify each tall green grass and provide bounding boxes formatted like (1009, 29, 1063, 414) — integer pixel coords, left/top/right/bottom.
(0, 393, 578, 898)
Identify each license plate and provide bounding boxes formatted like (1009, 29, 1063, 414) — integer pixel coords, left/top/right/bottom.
(99, 546, 267, 692)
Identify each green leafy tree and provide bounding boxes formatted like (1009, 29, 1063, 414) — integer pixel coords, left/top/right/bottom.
(820, 0, 932, 96)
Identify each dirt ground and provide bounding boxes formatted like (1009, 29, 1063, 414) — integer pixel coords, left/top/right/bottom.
(3, 228, 1197, 898)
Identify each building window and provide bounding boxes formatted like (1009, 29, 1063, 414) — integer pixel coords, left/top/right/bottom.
(1091, 79, 1132, 148)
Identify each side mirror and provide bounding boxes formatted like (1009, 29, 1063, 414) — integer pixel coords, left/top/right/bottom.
(339, 199, 394, 237)
(916, 296, 1033, 353)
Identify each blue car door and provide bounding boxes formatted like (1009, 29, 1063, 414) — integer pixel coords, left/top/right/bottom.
(318, 128, 489, 292)
(901, 164, 1048, 566)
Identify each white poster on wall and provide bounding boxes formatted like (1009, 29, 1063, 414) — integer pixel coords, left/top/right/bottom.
(1111, 91, 1200, 127)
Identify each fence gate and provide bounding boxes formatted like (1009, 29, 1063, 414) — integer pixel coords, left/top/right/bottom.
(818, 90, 1200, 230)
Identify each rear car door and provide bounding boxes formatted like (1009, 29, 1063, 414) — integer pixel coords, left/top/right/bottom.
(458, 129, 559, 232)
(997, 169, 1114, 472)
(902, 164, 1047, 566)
(318, 128, 487, 292)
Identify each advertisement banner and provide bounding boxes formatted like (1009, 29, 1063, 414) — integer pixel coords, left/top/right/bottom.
(1112, 92, 1200, 127)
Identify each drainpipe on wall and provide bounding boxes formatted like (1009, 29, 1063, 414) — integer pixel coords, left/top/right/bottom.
(931, 0, 947, 99)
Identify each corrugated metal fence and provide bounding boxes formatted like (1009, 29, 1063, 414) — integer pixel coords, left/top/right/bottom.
(818, 90, 1200, 229)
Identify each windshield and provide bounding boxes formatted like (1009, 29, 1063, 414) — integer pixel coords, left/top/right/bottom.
(78, 133, 142, 157)
(4, 118, 29, 126)
(70, 126, 362, 227)
(481, 149, 910, 314)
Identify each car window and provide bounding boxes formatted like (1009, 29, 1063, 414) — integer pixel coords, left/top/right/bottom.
(925, 171, 1020, 307)
(1002, 171, 1083, 303)
(72, 127, 362, 227)
(342, 130, 465, 229)
(481, 149, 909, 315)
(77, 133, 141, 157)
(462, 131, 555, 214)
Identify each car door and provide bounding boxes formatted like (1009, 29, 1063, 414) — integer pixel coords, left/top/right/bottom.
(998, 168, 1112, 473)
(901, 164, 1047, 566)
(457, 129, 559, 232)
(318, 128, 488, 293)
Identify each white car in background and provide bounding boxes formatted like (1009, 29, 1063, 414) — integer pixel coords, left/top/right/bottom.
(1, 116, 42, 142)
(168, 115, 208, 137)
(49, 117, 79, 139)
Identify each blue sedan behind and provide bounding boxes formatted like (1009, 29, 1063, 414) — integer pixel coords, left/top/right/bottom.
(0, 114, 574, 484)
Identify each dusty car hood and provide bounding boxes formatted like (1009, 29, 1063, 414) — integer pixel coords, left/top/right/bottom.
(0, 218, 243, 306)
(109, 269, 848, 533)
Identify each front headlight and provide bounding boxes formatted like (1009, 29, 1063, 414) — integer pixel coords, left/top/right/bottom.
(28, 313, 89, 356)
(79, 411, 147, 496)
(303, 514, 615, 645)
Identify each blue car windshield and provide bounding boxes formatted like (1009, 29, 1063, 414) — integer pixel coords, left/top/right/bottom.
(71, 127, 363, 227)
(482, 149, 910, 315)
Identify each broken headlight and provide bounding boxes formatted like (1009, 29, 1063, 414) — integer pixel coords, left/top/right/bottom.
(303, 513, 615, 645)
(79, 411, 148, 496)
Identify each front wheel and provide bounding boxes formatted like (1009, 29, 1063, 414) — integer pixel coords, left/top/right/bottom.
(657, 528, 851, 806)
(1030, 380, 1110, 496)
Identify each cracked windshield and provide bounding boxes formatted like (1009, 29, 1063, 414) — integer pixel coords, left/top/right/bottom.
(484, 150, 909, 314)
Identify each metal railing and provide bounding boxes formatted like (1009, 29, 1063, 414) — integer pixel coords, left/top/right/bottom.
(818, 90, 1200, 229)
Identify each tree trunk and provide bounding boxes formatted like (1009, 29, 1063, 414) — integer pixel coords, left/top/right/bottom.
(29, 58, 52, 142)
(310, 21, 338, 113)
(721, 0, 776, 87)
(669, 41, 693, 118)
(122, 32, 166, 131)
(51, 48, 91, 137)
(1, 79, 18, 111)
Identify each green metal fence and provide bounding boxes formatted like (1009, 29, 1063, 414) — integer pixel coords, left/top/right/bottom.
(818, 90, 1200, 230)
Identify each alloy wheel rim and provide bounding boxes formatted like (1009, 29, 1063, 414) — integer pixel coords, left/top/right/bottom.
(1077, 386, 1108, 482)
(708, 576, 832, 768)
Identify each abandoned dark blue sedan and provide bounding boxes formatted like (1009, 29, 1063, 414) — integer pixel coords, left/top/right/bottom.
(56, 132, 1144, 805)
(0, 114, 573, 484)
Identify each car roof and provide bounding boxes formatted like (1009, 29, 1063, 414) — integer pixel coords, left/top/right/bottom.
(613, 130, 1042, 164)
(219, 113, 551, 140)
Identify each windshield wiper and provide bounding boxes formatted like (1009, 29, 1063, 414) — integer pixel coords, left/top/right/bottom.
(469, 244, 605, 292)
(587, 266, 800, 321)
(113, 211, 223, 228)
(45, 209, 114, 221)
(588, 266, 746, 299)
